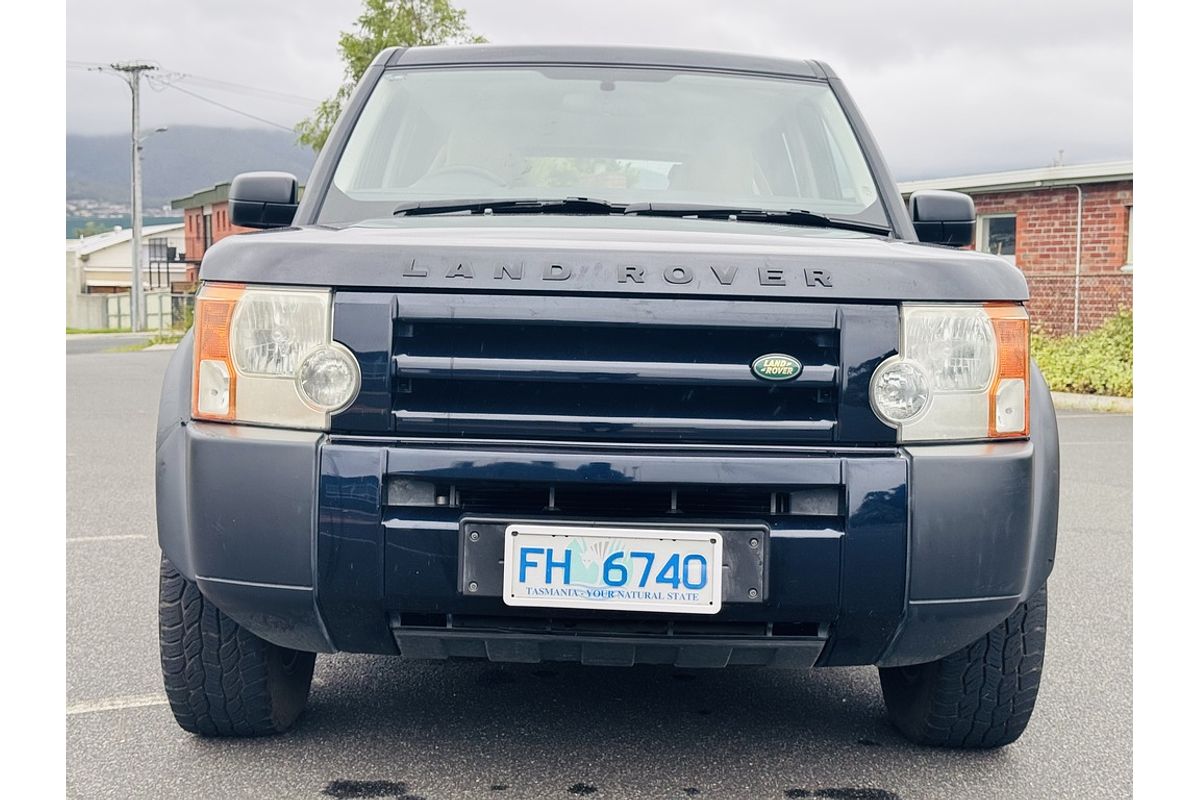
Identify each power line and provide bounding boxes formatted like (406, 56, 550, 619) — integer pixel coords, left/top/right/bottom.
(178, 74, 320, 105)
(69, 59, 320, 105)
(159, 82, 297, 132)
(69, 58, 304, 132)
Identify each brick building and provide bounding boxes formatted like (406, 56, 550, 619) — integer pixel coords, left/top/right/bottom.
(899, 161, 1132, 335)
(170, 181, 255, 266)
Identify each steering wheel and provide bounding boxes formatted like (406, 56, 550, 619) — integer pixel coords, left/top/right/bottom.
(419, 165, 509, 188)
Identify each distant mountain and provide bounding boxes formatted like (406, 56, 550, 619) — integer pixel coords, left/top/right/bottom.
(66, 126, 317, 207)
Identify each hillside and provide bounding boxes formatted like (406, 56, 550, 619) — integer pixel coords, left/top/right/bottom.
(66, 126, 317, 207)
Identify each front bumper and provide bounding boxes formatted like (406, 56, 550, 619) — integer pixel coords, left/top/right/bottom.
(156, 398, 1058, 668)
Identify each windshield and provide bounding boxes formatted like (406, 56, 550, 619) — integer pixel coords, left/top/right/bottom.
(318, 66, 888, 228)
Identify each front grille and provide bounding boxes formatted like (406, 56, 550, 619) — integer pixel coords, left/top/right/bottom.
(387, 295, 842, 444)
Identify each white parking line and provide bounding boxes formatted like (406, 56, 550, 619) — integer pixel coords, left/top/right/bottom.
(67, 694, 168, 716)
(1057, 413, 1133, 419)
(66, 535, 148, 543)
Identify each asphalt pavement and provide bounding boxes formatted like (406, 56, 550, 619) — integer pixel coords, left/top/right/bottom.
(66, 348, 1132, 800)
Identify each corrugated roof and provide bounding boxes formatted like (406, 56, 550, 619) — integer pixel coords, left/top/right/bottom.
(171, 182, 232, 210)
(172, 181, 305, 210)
(75, 223, 184, 257)
(898, 161, 1133, 195)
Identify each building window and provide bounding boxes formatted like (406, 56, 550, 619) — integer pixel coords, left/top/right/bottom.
(977, 214, 1017, 263)
(1123, 205, 1133, 271)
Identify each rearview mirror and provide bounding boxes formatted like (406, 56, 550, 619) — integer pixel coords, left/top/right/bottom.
(909, 190, 974, 247)
(229, 172, 298, 229)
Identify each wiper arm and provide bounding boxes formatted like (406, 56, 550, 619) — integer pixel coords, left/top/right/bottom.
(393, 197, 623, 217)
(623, 202, 890, 235)
(392, 197, 890, 234)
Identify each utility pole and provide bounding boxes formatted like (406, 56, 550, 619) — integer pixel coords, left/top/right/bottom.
(110, 62, 156, 332)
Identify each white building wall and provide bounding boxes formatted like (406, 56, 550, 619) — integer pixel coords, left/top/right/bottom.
(66, 224, 188, 329)
(80, 226, 188, 289)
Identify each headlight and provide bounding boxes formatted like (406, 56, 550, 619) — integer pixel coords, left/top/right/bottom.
(870, 360, 930, 424)
(296, 344, 361, 412)
(870, 303, 1029, 442)
(231, 290, 328, 376)
(191, 283, 360, 429)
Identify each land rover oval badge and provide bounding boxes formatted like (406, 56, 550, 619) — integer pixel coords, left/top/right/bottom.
(752, 353, 802, 381)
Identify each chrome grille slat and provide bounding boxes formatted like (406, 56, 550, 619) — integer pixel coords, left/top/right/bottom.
(391, 410, 835, 431)
(394, 354, 839, 387)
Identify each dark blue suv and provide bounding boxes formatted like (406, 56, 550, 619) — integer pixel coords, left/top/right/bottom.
(156, 45, 1058, 747)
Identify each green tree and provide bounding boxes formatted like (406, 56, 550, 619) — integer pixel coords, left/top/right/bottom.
(72, 220, 117, 238)
(296, 0, 486, 151)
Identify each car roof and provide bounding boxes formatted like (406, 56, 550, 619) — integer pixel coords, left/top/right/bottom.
(387, 44, 830, 80)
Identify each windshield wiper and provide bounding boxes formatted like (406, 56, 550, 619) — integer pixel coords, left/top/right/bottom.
(393, 197, 624, 216)
(392, 197, 891, 235)
(622, 202, 891, 235)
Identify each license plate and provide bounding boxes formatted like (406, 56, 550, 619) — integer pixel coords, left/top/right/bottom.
(501, 524, 723, 614)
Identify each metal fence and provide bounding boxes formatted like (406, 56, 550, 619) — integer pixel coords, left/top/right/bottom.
(103, 291, 195, 332)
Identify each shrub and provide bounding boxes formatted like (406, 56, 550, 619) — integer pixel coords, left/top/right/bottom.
(1030, 310, 1132, 397)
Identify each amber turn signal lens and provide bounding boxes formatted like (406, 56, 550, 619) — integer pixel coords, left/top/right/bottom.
(986, 304, 1030, 438)
(192, 283, 244, 421)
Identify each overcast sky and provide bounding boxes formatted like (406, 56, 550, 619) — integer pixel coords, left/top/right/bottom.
(65, 0, 1131, 180)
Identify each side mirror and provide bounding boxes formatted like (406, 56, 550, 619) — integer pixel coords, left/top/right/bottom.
(909, 190, 975, 247)
(229, 172, 298, 229)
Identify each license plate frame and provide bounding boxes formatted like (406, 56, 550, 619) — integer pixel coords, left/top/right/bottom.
(500, 523, 724, 615)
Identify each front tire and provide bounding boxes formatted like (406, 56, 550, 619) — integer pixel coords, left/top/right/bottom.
(158, 556, 315, 736)
(879, 585, 1047, 748)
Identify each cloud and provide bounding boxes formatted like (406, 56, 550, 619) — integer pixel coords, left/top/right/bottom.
(66, 0, 1130, 178)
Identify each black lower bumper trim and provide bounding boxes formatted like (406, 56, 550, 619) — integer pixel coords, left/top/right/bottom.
(389, 624, 827, 668)
(388, 614, 830, 671)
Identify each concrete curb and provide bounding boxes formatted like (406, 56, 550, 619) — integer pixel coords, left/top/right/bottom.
(144, 343, 179, 352)
(1051, 392, 1132, 413)
(66, 332, 143, 339)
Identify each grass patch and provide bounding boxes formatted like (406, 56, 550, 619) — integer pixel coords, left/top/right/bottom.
(148, 331, 185, 346)
(1031, 310, 1132, 397)
(104, 330, 187, 352)
(66, 327, 130, 335)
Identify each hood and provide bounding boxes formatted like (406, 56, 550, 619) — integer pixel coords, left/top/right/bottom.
(200, 216, 1028, 302)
